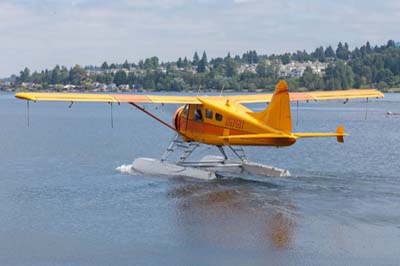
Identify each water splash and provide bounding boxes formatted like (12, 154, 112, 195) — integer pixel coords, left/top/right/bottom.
(116, 163, 138, 175)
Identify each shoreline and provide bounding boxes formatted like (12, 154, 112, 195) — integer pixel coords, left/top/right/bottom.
(1, 87, 395, 94)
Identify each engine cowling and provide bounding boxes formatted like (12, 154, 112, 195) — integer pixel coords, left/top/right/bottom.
(172, 106, 184, 131)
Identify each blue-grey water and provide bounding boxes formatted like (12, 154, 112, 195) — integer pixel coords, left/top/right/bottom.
(0, 92, 399, 266)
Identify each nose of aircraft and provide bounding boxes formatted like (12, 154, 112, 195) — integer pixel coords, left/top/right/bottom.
(172, 106, 184, 131)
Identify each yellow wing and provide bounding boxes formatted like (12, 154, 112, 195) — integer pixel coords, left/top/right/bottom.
(15, 92, 201, 104)
(15, 89, 383, 104)
(214, 89, 384, 103)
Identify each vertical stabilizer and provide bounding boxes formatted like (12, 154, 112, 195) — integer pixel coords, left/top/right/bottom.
(256, 80, 292, 132)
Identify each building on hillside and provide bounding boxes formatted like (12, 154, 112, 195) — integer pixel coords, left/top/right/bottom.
(107, 83, 117, 91)
(278, 61, 328, 78)
(237, 64, 257, 74)
(118, 84, 130, 91)
(64, 84, 76, 91)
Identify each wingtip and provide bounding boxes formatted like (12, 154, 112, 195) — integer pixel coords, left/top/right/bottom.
(15, 92, 34, 101)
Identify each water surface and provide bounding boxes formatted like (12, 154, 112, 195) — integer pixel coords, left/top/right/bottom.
(0, 92, 399, 265)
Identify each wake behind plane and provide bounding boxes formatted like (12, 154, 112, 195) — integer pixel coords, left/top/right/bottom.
(15, 80, 384, 180)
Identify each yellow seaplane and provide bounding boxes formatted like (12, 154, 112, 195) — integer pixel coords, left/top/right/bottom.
(15, 80, 384, 179)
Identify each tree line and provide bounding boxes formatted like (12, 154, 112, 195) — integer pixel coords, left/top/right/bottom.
(15, 40, 400, 91)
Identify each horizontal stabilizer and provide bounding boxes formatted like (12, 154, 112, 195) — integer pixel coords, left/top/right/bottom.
(220, 133, 294, 140)
(294, 126, 348, 143)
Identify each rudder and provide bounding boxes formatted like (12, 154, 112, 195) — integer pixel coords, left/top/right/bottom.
(254, 80, 292, 132)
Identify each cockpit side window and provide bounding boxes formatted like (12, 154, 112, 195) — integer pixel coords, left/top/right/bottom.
(215, 113, 223, 121)
(194, 107, 203, 122)
(182, 105, 189, 116)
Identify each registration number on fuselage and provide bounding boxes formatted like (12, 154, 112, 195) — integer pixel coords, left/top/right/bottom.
(225, 118, 244, 129)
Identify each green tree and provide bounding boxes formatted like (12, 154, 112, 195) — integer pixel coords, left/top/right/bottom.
(292, 50, 310, 62)
(122, 60, 130, 69)
(376, 69, 394, 85)
(114, 70, 128, 86)
(144, 57, 159, 69)
(69, 65, 86, 85)
(225, 58, 237, 77)
(18, 67, 31, 83)
(256, 60, 268, 77)
(127, 72, 136, 86)
(183, 57, 190, 68)
(31, 71, 42, 84)
(192, 52, 200, 66)
(311, 46, 325, 62)
(171, 77, 187, 91)
(138, 60, 144, 69)
(197, 51, 208, 73)
(377, 81, 388, 90)
(104, 74, 113, 84)
(101, 61, 109, 70)
(281, 53, 291, 64)
(300, 67, 324, 90)
(266, 61, 280, 80)
(324, 61, 354, 89)
(51, 65, 62, 84)
(59, 66, 69, 84)
(324, 46, 336, 58)
(242, 50, 258, 64)
(177, 57, 183, 68)
(386, 40, 396, 48)
(224, 52, 231, 62)
(336, 42, 350, 60)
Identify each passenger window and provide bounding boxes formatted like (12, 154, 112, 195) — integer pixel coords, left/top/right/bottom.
(215, 113, 223, 121)
(205, 109, 213, 119)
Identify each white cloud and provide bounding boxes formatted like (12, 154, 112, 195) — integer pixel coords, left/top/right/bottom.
(0, 0, 399, 76)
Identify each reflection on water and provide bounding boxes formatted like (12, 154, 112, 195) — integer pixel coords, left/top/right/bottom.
(168, 180, 297, 250)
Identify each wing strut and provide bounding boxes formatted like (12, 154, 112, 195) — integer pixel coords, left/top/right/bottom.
(110, 102, 114, 128)
(129, 102, 190, 139)
(296, 101, 299, 127)
(27, 100, 30, 128)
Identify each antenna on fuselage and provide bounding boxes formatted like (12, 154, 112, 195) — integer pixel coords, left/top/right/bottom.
(219, 85, 225, 96)
(197, 85, 202, 96)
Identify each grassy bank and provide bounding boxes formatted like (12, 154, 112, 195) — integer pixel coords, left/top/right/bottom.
(383, 88, 400, 93)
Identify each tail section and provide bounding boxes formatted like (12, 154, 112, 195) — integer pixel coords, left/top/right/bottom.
(252, 80, 292, 132)
(248, 80, 348, 144)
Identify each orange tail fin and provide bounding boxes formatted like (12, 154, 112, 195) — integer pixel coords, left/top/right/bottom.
(252, 80, 292, 132)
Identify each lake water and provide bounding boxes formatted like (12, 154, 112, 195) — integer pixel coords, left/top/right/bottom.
(0, 92, 399, 266)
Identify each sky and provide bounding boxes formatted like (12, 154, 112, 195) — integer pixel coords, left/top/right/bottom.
(0, 0, 399, 77)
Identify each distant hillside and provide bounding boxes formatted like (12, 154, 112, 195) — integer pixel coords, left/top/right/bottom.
(4, 40, 399, 92)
